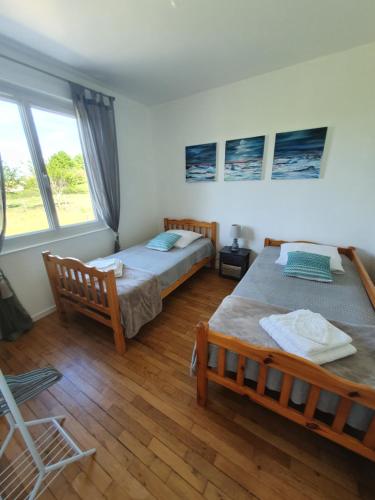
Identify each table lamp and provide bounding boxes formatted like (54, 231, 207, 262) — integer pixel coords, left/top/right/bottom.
(230, 224, 241, 252)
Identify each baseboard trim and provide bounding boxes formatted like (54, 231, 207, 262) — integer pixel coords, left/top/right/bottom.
(32, 305, 56, 322)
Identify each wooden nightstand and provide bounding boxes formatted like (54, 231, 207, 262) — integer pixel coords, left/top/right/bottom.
(219, 246, 251, 280)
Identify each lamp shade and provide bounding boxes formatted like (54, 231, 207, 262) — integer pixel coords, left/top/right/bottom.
(230, 224, 241, 238)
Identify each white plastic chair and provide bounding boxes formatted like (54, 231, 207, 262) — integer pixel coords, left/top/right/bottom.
(0, 368, 95, 499)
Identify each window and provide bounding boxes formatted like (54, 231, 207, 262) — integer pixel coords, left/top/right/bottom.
(0, 84, 96, 242)
(32, 107, 95, 227)
(0, 99, 49, 236)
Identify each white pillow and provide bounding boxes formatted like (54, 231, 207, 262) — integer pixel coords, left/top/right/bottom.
(275, 242, 345, 273)
(166, 229, 203, 249)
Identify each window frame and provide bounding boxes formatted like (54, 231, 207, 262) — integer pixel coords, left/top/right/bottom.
(0, 81, 104, 253)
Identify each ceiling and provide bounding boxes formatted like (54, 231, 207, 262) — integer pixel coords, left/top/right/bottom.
(1, 0, 375, 105)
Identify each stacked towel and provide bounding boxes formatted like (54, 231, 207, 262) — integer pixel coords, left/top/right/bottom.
(87, 258, 124, 278)
(259, 309, 357, 364)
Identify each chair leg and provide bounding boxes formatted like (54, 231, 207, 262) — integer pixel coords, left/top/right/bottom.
(0, 414, 15, 458)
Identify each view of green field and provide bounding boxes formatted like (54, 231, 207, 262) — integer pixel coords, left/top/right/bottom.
(6, 191, 95, 237)
(4, 151, 95, 237)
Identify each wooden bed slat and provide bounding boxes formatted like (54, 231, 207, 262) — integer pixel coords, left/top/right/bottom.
(67, 267, 75, 293)
(236, 355, 246, 386)
(73, 269, 82, 296)
(332, 398, 352, 433)
(218, 348, 226, 377)
(257, 364, 267, 395)
(61, 265, 69, 291)
(304, 385, 321, 419)
(89, 275, 98, 304)
(81, 272, 90, 301)
(98, 278, 106, 306)
(279, 373, 293, 407)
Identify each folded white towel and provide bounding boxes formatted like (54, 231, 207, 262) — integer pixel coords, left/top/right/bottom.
(259, 310, 357, 365)
(259, 310, 352, 356)
(88, 258, 124, 278)
(307, 343, 357, 365)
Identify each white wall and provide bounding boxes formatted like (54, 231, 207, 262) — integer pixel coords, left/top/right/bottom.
(151, 43, 375, 276)
(0, 43, 160, 318)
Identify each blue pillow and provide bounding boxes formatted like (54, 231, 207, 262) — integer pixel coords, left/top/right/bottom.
(146, 232, 181, 252)
(284, 251, 333, 283)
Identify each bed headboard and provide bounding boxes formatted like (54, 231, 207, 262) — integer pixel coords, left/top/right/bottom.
(264, 237, 375, 309)
(264, 237, 353, 257)
(164, 218, 217, 249)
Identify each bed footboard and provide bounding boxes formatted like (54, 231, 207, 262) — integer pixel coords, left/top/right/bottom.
(195, 322, 375, 461)
(42, 251, 125, 355)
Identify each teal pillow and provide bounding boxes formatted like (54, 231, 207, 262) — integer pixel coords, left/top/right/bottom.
(284, 251, 333, 283)
(146, 232, 181, 252)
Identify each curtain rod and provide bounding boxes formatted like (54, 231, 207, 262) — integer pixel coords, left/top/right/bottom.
(0, 52, 114, 98)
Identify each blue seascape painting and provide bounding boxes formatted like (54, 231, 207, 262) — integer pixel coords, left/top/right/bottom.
(224, 136, 265, 181)
(272, 127, 328, 180)
(186, 142, 216, 182)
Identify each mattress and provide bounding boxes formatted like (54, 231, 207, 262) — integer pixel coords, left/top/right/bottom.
(233, 246, 375, 326)
(113, 237, 214, 290)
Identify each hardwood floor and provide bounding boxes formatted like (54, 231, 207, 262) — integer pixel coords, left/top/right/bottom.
(1, 269, 374, 499)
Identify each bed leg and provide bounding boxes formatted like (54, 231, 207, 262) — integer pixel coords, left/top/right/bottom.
(196, 322, 209, 407)
(56, 299, 67, 322)
(112, 317, 126, 355)
(107, 274, 126, 355)
(42, 251, 67, 322)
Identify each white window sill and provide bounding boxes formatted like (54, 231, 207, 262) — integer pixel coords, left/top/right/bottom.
(1, 221, 109, 256)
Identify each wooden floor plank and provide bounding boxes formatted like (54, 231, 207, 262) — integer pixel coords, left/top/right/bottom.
(0, 268, 372, 499)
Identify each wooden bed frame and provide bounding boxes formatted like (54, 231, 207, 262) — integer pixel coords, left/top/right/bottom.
(196, 238, 375, 461)
(43, 218, 216, 355)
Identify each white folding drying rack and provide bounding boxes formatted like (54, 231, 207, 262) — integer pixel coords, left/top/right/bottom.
(0, 369, 96, 499)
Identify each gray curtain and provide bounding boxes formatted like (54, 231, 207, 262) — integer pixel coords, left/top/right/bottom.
(0, 155, 33, 341)
(70, 83, 121, 253)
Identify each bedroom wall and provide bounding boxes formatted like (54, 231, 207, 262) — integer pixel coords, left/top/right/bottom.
(0, 42, 159, 319)
(151, 42, 375, 277)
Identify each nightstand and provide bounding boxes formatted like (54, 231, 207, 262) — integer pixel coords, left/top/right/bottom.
(219, 246, 251, 280)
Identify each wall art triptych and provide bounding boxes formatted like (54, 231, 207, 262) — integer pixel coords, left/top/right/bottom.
(185, 127, 327, 182)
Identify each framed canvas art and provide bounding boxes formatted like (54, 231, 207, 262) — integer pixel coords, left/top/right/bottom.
(185, 142, 217, 182)
(224, 136, 265, 181)
(272, 127, 328, 180)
